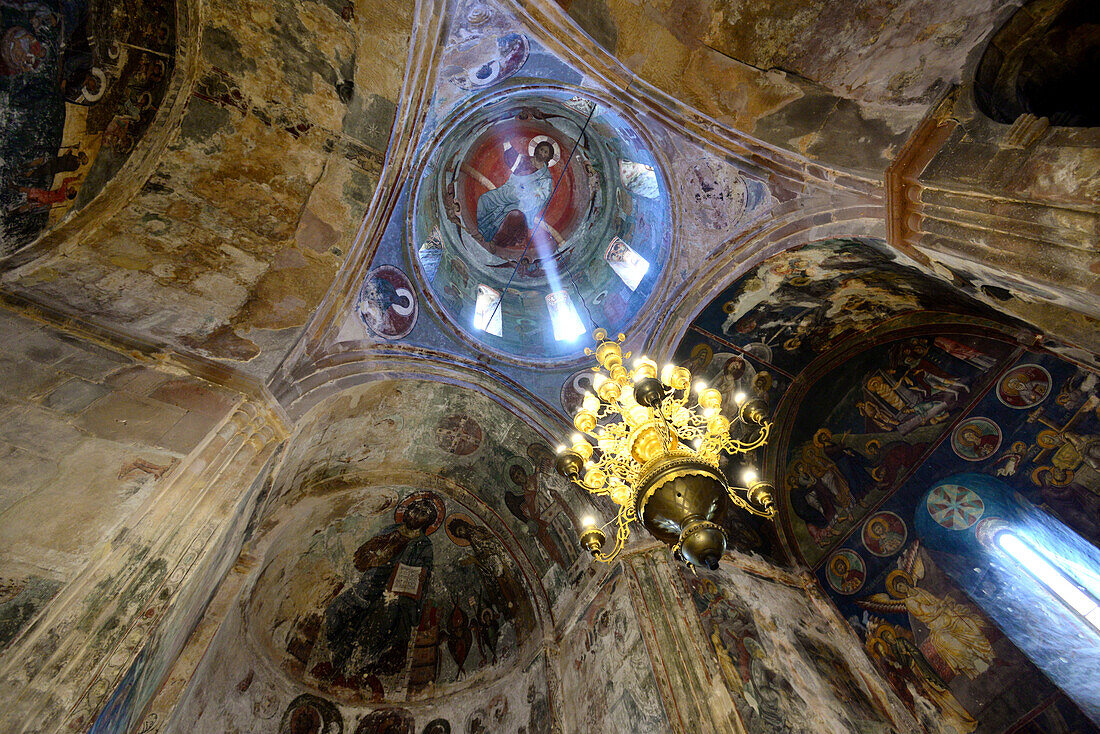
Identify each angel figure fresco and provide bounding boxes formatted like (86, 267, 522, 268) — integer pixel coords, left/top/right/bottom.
(857, 544, 994, 681)
(864, 618, 978, 734)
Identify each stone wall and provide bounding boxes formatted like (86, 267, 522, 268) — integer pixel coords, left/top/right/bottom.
(0, 304, 286, 732)
(0, 305, 242, 653)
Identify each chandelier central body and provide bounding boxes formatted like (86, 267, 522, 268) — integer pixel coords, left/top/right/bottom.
(555, 329, 776, 568)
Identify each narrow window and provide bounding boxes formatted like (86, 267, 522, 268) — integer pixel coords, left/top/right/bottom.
(474, 284, 502, 337)
(996, 531, 1100, 633)
(605, 237, 650, 291)
(546, 289, 586, 342)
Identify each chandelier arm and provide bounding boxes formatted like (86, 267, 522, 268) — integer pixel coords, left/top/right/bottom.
(727, 483, 776, 518)
(591, 507, 635, 562)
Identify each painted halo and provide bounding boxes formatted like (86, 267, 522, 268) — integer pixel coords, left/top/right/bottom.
(997, 364, 1051, 408)
(445, 513, 478, 546)
(951, 417, 1003, 462)
(394, 491, 447, 536)
(861, 511, 908, 557)
(825, 549, 866, 594)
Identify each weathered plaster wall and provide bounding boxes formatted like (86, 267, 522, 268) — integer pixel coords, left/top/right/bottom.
(556, 564, 670, 733)
(2, 0, 413, 377)
(0, 305, 242, 653)
(553, 0, 1019, 178)
(676, 553, 916, 733)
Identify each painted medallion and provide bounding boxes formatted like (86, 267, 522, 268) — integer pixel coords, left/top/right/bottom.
(926, 484, 985, 530)
(825, 549, 866, 594)
(357, 265, 418, 339)
(951, 417, 1002, 461)
(997, 364, 1051, 408)
(861, 511, 907, 557)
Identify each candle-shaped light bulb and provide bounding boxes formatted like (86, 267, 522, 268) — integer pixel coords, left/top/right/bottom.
(581, 515, 597, 528)
(695, 381, 708, 393)
(742, 468, 758, 485)
(556, 444, 567, 454)
(734, 391, 747, 405)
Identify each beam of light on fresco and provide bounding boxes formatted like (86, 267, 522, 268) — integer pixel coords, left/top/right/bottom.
(997, 531, 1100, 633)
(605, 236, 650, 291)
(546, 289, 586, 342)
(473, 284, 503, 337)
(618, 160, 660, 199)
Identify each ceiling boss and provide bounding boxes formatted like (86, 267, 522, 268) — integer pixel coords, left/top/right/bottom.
(555, 328, 776, 569)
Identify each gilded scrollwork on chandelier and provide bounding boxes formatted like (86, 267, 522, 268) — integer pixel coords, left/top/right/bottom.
(555, 328, 776, 569)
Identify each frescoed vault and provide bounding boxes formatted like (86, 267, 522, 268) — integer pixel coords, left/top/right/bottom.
(675, 237, 1100, 730)
(0, 0, 1096, 732)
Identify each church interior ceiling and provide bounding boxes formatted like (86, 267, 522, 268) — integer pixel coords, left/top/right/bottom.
(675, 237, 1100, 728)
(0, 0, 1097, 731)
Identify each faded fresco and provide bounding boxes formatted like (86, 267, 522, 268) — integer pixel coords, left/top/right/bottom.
(276, 380, 585, 600)
(0, 574, 63, 650)
(558, 567, 670, 733)
(172, 592, 556, 733)
(686, 238, 1003, 376)
(253, 487, 537, 704)
(681, 561, 906, 733)
(0, 0, 175, 252)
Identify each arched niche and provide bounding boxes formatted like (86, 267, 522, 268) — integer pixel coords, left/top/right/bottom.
(246, 483, 546, 706)
(669, 236, 1025, 564)
(271, 377, 589, 614)
(974, 0, 1100, 126)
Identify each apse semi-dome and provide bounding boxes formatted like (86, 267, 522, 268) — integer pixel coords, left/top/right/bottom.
(410, 86, 672, 361)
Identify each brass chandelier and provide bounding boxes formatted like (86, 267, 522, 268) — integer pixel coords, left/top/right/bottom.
(555, 329, 776, 569)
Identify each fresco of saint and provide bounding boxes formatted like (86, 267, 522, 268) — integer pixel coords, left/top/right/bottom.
(858, 544, 994, 681)
(319, 495, 439, 680)
(476, 140, 554, 251)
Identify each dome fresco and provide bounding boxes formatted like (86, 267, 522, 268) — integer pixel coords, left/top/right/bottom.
(410, 87, 671, 361)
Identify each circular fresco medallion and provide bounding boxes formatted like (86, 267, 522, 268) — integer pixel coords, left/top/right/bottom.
(445, 33, 529, 90)
(997, 364, 1051, 408)
(926, 484, 985, 530)
(560, 368, 597, 415)
(423, 719, 452, 734)
(357, 265, 418, 339)
(435, 414, 483, 456)
(861, 511, 908, 557)
(278, 694, 342, 734)
(825, 549, 866, 594)
(951, 417, 1002, 462)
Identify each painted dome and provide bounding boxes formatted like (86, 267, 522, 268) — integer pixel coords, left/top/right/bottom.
(410, 86, 671, 361)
